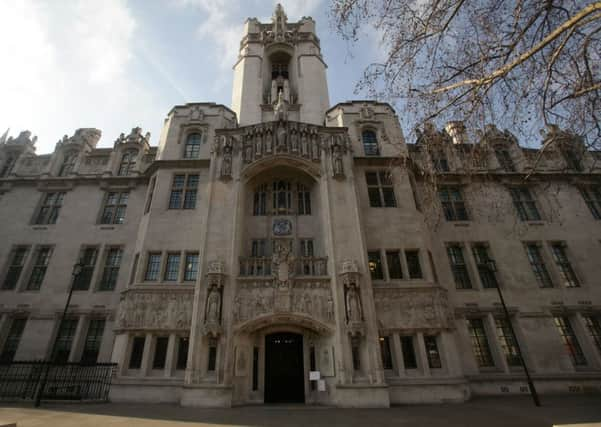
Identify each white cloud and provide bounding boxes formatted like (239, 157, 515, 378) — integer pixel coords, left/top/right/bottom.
(0, 0, 163, 154)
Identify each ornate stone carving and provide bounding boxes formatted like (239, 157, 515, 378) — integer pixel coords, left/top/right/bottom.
(116, 291, 192, 330)
(273, 91, 288, 122)
(271, 239, 294, 289)
(373, 287, 453, 330)
(272, 218, 292, 236)
(221, 136, 233, 178)
(344, 283, 362, 323)
(234, 280, 333, 325)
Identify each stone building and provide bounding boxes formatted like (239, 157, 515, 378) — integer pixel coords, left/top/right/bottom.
(1, 5, 600, 407)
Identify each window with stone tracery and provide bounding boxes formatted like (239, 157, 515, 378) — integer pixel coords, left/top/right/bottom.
(273, 180, 292, 214)
(118, 150, 137, 176)
(252, 180, 312, 215)
(58, 151, 77, 176)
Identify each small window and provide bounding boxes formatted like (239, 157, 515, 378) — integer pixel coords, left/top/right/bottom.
(494, 148, 515, 172)
(26, 246, 52, 290)
(73, 247, 99, 291)
(164, 253, 181, 282)
(184, 133, 202, 159)
(0, 318, 27, 362)
(100, 192, 128, 224)
(471, 244, 497, 288)
(169, 174, 199, 209)
(81, 319, 105, 364)
(495, 318, 521, 367)
(153, 337, 169, 369)
(579, 186, 601, 220)
(525, 243, 553, 288)
(53, 318, 78, 363)
(366, 171, 397, 207)
(2, 246, 29, 290)
(129, 336, 146, 369)
(509, 187, 541, 221)
(59, 152, 77, 176)
(35, 192, 65, 224)
(145, 253, 162, 281)
(400, 336, 417, 369)
(467, 318, 494, 367)
(144, 176, 156, 214)
(554, 316, 587, 366)
(176, 336, 189, 370)
(446, 244, 472, 289)
(362, 130, 380, 156)
(207, 345, 217, 371)
(297, 183, 311, 215)
(405, 250, 423, 279)
(582, 316, 601, 354)
(368, 251, 384, 280)
(253, 184, 268, 216)
(386, 251, 403, 279)
(251, 239, 268, 258)
(118, 150, 137, 176)
(438, 187, 468, 221)
(550, 243, 579, 288)
(98, 247, 122, 291)
(424, 335, 442, 369)
(184, 253, 199, 282)
(379, 336, 393, 370)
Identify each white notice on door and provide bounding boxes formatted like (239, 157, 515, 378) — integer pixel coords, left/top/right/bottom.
(309, 371, 320, 381)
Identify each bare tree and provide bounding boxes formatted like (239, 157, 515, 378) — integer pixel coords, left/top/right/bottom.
(330, 0, 601, 149)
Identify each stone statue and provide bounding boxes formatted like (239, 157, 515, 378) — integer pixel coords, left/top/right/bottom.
(265, 124, 273, 153)
(283, 79, 290, 103)
(332, 142, 344, 176)
(273, 91, 288, 121)
(290, 126, 299, 152)
(206, 286, 221, 323)
(301, 132, 309, 157)
(221, 137, 233, 177)
(346, 285, 362, 322)
(276, 122, 287, 152)
(326, 296, 334, 321)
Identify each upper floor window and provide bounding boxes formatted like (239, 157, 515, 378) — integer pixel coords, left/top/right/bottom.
(145, 253, 162, 281)
(26, 246, 53, 291)
(73, 247, 98, 291)
(253, 184, 268, 216)
(54, 318, 78, 363)
(0, 154, 17, 177)
(184, 133, 202, 159)
(405, 250, 423, 279)
(446, 244, 472, 289)
(431, 150, 449, 172)
(184, 253, 199, 282)
(524, 243, 553, 288)
(297, 184, 311, 215)
(58, 152, 77, 176)
(467, 318, 494, 367)
(579, 186, 601, 219)
(100, 191, 128, 224)
(0, 318, 27, 362)
(494, 148, 515, 172)
(272, 63, 288, 79)
(509, 187, 541, 221)
(2, 246, 29, 290)
(35, 192, 65, 224)
(553, 316, 587, 366)
(386, 250, 403, 279)
(366, 171, 397, 207)
(164, 253, 181, 281)
(550, 242, 579, 288)
(81, 319, 105, 364)
(273, 180, 292, 214)
(495, 318, 522, 367)
(439, 187, 468, 221)
(362, 130, 380, 156)
(583, 315, 601, 354)
(471, 243, 497, 288)
(98, 247, 122, 291)
(169, 174, 199, 209)
(118, 150, 137, 176)
(368, 250, 384, 280)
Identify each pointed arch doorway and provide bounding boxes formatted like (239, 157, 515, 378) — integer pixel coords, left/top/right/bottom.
(264, 332, 305, 403)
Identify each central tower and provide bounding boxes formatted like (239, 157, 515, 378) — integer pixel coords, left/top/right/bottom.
(231, 4, 330, 126)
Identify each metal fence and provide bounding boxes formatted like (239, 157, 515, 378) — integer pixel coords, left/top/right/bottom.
(0, 361, 117, 402)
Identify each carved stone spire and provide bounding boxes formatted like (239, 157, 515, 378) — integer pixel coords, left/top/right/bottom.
(272, 3, 287, 40)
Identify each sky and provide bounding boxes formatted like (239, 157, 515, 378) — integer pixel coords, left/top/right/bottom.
(0, 0, 384, 155)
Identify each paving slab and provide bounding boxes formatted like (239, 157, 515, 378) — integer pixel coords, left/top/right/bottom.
(1, 396, 600, 427)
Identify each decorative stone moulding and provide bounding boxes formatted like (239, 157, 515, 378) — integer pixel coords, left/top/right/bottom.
(116, 289, 193, 331)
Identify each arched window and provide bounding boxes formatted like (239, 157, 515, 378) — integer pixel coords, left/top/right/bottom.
(58, 152, 77, 176)
(118, 150, 137, 176)
(272, 180, 292, 214)
(184, 133, 202, 159)
(362, 130, 380, 156)
(0, 154, 16, 177)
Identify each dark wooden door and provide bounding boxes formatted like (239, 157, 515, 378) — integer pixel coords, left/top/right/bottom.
(264, 332, 305, 403)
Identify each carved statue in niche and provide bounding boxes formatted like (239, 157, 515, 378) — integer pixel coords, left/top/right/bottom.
(273, 91, 288, 122)
(300, 128, 309, 157)
(276, 122, 287, 152)
(265, 124, 273, 153)
(254, 126, 262, 156)
(244, 132, 253, 162)
(332, 139, 344, 176)
(283, 79, 290, 103)
(326, 296, 334, 321)
(206, 286, 221, 324)
(221, 136, 233, 177)
(272, 240, 294, 289)
(345, 283, 362, 322)
(290, 124, 299, 152)
(310, 128, 320, 160)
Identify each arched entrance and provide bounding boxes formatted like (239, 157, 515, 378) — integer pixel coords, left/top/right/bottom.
(264, 332, 305, 403)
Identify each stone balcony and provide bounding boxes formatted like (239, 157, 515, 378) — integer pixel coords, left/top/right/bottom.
(238, 256, 328, 277)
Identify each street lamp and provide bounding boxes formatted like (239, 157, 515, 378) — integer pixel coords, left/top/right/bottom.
(34, 260, 85, 407)
(487, 259, 541, 407)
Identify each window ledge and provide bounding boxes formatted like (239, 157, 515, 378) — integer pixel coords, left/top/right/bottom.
(451, 221, 471, 227)
(526, 221, 545, 226)
(31, 226, 49, 230)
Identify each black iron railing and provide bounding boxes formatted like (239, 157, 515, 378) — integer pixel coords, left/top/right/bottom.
(0, 361, 117, 402)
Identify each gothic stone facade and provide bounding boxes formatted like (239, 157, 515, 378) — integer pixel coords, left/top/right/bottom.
(1, 5, 601, 407)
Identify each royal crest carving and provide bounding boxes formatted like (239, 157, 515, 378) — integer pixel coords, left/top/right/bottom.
(116, 290, 193, 330)
(272, 218, 292, 236)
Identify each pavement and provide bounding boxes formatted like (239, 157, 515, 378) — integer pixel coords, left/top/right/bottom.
(0, 396, 600, 427)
